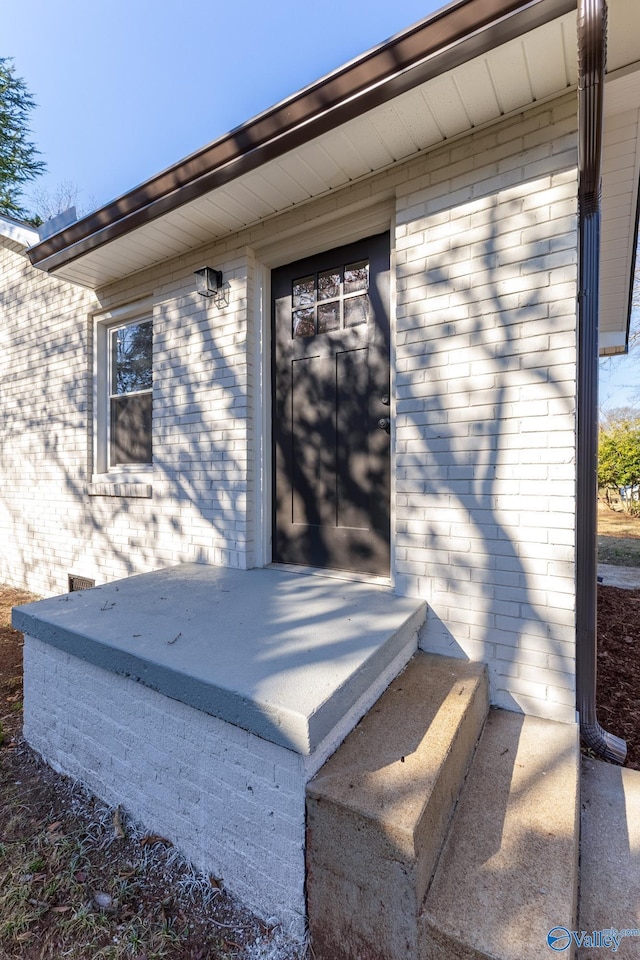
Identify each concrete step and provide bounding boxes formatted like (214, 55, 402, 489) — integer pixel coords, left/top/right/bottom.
(306, 651, 489, 960)
(419, 709, 580, 960)
(579, 758, 640, 959)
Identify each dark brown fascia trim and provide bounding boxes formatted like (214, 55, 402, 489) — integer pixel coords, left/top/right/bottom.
(29, 0, 576, 275)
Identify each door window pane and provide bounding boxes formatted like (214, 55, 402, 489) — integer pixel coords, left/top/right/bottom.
(293, 308, 315, 338)
(292, 276, 314, 308)
(318, 301, 341, 333)
(344, 261, 369, 294)
(289, 259, 371, 337)
(344, 294, 370, 327)
(318, 268, 341, 300)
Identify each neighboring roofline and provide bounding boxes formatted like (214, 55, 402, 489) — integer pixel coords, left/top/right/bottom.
(28, 0, 575, 276)
(0, 214, 40, 249)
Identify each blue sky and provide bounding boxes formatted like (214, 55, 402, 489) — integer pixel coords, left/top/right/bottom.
(5, 0, 441, 211)
(600, 340, 640, 414)
(4, 0, 638, 411)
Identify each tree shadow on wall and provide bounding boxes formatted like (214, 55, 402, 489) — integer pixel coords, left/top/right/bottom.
(393, 184, 577, 713)
(0, 254, 250, 594)
(1, 172, 577, 721)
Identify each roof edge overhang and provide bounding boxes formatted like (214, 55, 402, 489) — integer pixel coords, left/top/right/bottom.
(0, 214, 40, 249)
(28, 0, 576, 277)
(600, 330, 629, 353)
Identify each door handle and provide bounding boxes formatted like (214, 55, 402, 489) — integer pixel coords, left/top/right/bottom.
(377, 417, 390, 433)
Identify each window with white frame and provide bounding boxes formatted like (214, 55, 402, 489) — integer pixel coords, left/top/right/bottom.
(94, 306, 153, 475)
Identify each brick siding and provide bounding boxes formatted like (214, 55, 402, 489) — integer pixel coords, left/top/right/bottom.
(393, 95, 578, 722)
(23, 635, 308, 933)
(3, 94, 578, 722)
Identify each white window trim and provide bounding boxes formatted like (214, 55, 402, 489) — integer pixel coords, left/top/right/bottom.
(92, 298, 155, 483)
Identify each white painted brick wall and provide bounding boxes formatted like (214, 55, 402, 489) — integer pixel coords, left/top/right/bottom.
(0, 239, 98, 594)
(394, 95, 578, 723)
(0, 236, 255, 596)
(23, 634, 307, 933)
(2, 94, 579, 721)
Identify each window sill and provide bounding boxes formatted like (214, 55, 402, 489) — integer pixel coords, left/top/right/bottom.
(86, 480, 152, 499)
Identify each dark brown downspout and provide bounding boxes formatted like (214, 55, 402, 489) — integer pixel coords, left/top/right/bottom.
(576, 0, 626, 763)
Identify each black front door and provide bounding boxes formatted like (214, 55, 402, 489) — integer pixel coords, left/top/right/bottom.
(272, 232, 390, 576)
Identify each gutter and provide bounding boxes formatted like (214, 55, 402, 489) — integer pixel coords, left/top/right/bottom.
(27, 0, 574, 276)
(575, 0, 626, 763)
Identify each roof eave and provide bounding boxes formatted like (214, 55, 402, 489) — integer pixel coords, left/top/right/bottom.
(27, 0, 576, 277)
(0, 215, 40, 249)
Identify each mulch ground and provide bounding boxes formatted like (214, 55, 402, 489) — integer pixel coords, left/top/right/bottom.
(597, 585, 640, 768)
(0, 586, 34, 748)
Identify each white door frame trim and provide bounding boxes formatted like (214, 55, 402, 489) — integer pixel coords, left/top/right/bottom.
(250, 201, 397, 578)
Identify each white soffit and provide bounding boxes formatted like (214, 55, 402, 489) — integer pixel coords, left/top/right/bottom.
(50, 11, 578, 289)
(599, 65, 640, 350)
(600, 330, 628, 354)
(598, 0, 640, 352)
(607, 0, 640, 76)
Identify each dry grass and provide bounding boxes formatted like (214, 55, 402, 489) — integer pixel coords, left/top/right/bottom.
(598, 499, 640, 567)
(0, 750, 305, 959)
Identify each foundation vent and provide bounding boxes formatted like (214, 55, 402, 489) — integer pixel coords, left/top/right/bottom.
(68, 574, 96, 593)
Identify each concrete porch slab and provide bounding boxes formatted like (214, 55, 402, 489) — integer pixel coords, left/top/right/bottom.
(13, 563, 425, 756)
(579, 758, 640, 959)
